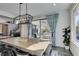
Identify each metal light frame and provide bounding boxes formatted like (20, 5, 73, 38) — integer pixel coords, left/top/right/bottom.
(14, 3, 33, 24)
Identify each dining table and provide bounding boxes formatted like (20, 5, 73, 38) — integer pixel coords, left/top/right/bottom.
(0, 37, 50, 56)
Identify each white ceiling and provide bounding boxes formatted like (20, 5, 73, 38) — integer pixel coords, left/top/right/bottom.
(0, 3, 71, 18)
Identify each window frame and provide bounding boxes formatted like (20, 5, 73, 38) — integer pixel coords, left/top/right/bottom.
(71, 3, 79, 46)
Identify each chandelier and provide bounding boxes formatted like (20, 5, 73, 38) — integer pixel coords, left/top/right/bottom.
(14, 3, 33, 24)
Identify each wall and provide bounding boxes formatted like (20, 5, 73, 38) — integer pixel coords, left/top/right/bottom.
(56, 10, 70, 47)
(0, 15, 12, 23)
(0, 15, 14, 35)
(0, 9, 13, 23)
(21, 24, 29, 37)
(8, 23, 17, 35)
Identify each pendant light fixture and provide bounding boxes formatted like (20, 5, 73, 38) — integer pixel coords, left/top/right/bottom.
(14, 3, 33, 24)
(15, 3, 22, 24)
(25, 3, 33, 23)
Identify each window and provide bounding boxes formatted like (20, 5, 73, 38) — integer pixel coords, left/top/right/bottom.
(31, 19, 51, 40)
(32, 20, 40, 38)
(74, 4, 79, 42)
(41, 20, 51, 40)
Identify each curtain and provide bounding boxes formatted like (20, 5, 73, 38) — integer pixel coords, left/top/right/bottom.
(47, 14, 59, 47)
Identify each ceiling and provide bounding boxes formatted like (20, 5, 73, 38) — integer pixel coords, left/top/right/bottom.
(0, 3, 71, 18)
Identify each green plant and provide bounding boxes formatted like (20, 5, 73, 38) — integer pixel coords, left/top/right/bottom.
(63, 26, 70, 46)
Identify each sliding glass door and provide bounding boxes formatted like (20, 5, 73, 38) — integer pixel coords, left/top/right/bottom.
(31, 19, 51, 40)
(32, 20, 40, 38)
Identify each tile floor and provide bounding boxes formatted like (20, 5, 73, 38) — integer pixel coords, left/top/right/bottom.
(50, 47, 72, 56)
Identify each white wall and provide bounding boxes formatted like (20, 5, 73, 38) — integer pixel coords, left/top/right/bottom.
(8, 23, 17, 35)
(21, 24, 29, 37)
(0, 15, 14, 35)
(0, 9, 13, 23)
(0, 16, 12, 23)
(56, 10, 70, 47)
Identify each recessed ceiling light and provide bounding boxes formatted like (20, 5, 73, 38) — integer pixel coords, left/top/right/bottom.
(53, 3, 56, 6)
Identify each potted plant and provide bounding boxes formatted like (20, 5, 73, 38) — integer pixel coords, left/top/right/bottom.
(63, 26, 70, 50)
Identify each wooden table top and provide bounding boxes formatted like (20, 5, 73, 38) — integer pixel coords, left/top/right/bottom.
(0, 37, 50, 56)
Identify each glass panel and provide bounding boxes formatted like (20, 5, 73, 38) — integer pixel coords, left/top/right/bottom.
(75, 5, 79, 42)
(31, 20, 40, 38)
(31, 19, 51, 40)
(41, 20, 51, 40)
